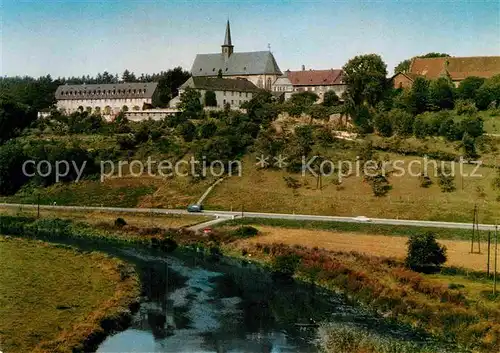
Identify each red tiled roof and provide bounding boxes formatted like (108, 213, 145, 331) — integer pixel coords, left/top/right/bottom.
(286, 69, 343, 86)
(410, 56, 500, 81)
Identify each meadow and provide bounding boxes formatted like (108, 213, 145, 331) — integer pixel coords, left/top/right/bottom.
(0, 236, 140, 353)
(0, 205, 210, 228)
(205, 152, 500, 223)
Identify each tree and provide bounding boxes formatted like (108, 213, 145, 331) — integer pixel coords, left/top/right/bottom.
(389, 108, 414, 136)
(294, 125, 314, 156)
(289, 91, 319, 113)
(437, 165, 456, 192)
(457, 76, 485, 101)
(455, 99, 478, 116)
(394, 59, 412, 74)
(413, 114, 429, 138)
(177, 121, 197, 142)
(204, 90, 217, 107)
(373, 112, 393, 137)
(342, 54, 388, 107)
(241, 90, 277, 125)
(0, 99, 37, 144)
(460, 115, 484, 139)
(461, 132, 478, 159)
(307, 104, 330, 121)
(153, 67, 191, 107)
(122, 69, 136, 83)
(351, 105, 374, 133)
(322, 90, 340, 107)
(405, 233, 447, 273)
(394, 53, 450, 74)
(475, 74, 500, 110)
(178, 87, 202, 118)
(429, 77, 455, 110)
(198, 121, 217, 139)
(407, 77, 430, 114)
(0, 141, 29, 195)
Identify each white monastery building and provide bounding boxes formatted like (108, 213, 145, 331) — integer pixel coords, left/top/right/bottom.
(55, 82, 159, 115)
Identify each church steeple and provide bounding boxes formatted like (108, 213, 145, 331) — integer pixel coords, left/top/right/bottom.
(222, 20, 234, 59)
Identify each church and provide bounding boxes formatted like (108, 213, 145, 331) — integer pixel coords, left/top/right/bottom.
(190, 21, 282, 90)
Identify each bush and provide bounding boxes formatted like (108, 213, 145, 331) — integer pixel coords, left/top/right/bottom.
(233, 226, 259, 238)
(437, 165, 456, 192)
(271, 254, 301, 278)
(419, 174, 433, 188)
(405, 233, 447, 273)
(114, 218, 127, 227)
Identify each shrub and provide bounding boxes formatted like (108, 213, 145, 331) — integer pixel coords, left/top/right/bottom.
(437, 165, 456, 192)
(233, 226, 259, 238)
(114, 218, 127, 228)
(405, 233, 447, 273)
(271, 254, 301, 278)
(419, 174, 433, 188)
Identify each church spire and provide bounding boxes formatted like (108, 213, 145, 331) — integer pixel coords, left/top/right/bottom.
(222, 20, 234, 59)
(224, 20, 232, 46)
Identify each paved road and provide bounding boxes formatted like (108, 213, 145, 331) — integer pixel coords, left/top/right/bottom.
(1, 203, 498, 231)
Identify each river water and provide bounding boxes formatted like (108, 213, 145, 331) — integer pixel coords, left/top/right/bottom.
(91, 245, 448, 353)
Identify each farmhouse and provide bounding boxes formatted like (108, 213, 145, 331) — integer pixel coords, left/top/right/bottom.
(393, 56, 500, 88)
(190, 21, 282, 90)
(55, 82, 159, 115)
(272, 66, 346, 102)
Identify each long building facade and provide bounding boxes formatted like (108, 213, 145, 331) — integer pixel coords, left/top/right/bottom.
(55, 82, 159, 115)
(272, 67, 346, 102)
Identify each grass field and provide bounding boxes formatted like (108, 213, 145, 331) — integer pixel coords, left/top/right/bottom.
(0, 236, 140, 353)
(231, 225, 491, 271)
(0, 174, 214, 209)
(205, 154, 500, 223)
(219, 217, 491, 241)
(482, 110, 500, 135)
(0, 206, 210, 229)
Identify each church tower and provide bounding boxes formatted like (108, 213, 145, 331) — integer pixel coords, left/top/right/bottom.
(221, 20, 234, 60)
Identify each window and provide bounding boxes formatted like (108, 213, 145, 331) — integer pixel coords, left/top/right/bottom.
(231, 100, 234, 105)
(239, 92, 242, 97)
(223, 91, 226, 96)
(223, 99, 226, 104)
(245, 92, 248, 97)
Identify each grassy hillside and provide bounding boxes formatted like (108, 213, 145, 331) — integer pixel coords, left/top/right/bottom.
(205, 154, 499, 223)
(0, 236, 139, 353)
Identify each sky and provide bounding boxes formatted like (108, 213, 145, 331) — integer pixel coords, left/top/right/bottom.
(1, 0, 499, 78)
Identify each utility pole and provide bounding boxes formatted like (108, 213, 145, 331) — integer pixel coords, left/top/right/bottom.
(494, 224, 498, 297)
(471, 205, 476, 253)
(487, 231, 491, 276)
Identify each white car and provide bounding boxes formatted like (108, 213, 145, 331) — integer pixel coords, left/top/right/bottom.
(353, 216, 371, 222)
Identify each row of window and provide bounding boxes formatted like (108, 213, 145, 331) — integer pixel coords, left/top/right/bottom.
(60, 88, 147, 96)
(222, 99, 248, 106)
(223, 91, 249, 97)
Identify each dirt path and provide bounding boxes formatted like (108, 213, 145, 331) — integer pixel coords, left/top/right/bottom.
(237, 226, 490, 271)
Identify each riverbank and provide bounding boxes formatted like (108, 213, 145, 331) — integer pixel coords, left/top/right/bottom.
(0, 236, 141, 353)
(0, 214, 498, 352)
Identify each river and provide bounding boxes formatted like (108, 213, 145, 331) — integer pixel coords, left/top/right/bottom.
(86, 245, 447, 353)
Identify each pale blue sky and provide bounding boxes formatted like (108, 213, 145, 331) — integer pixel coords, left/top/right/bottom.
(1, 0, 499, 77)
